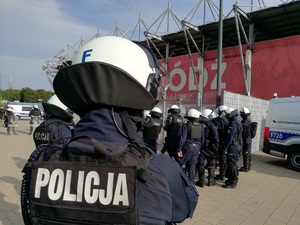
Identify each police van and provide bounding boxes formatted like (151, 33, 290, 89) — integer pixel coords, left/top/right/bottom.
(262, 96, 300, 171)
(7, 102, 44, 119)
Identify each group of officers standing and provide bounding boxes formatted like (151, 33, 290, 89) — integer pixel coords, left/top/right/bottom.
(28, 96, 253, 193)
(141, 104, 253, 189)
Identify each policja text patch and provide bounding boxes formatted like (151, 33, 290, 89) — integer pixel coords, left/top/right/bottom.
(30, 161, 137, 223)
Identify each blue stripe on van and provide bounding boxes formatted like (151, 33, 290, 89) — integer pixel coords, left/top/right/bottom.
(269, 130, 300, 141)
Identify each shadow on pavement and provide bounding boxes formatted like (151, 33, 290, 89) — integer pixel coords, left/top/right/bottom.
(245, 151, 299, 178)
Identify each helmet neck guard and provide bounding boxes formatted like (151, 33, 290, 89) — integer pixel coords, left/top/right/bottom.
(42, 103, 73, 120)
(54, 62, 157, 117)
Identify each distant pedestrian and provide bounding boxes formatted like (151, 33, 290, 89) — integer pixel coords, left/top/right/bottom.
(28, 104, 42, 135)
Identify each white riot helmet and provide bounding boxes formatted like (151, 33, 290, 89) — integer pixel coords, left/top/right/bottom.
(214, 105, 228, 116)
(225, 107, 238, 118)
(185, 108, 201, 121)
(47, 95, 68, 111)
(42, 95, 73, 120)
(168, 104, 180, 114)
(150, 107, 162, 118)
(53, 36, 161, 117)
(33, 104, 38, 109)
(240, 107, 251, 117)
(201, 109, 213, 119)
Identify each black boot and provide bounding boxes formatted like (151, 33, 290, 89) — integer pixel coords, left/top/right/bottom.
(239, 156, 249, 172)
(214, 174, 225, 181)
(222, 182, 237, 189)
(247, 158, 251, 171)
(195, 180, 205, 187)
(239, 167, 249, 172)
(195, 165, 205, 187)
(223, 166, 237, 188)
(207, 166, 217, 186)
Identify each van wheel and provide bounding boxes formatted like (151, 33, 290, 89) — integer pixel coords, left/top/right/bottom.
(287, 152, 300, 172)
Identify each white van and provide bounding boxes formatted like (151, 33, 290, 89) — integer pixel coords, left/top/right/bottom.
(262, 96, 300, 171)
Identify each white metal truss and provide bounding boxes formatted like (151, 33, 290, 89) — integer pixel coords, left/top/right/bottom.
(42, 0, 294, 90)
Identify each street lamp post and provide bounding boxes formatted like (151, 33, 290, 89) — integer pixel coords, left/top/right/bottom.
(216, 0, 223, 108)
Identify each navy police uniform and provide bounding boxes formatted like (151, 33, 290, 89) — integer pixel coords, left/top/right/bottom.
(222, 114, 242, 188)
(240, 116, 252, 171)
(70, 108, 198, 224)
(33, 117, 74, 147)
(177, 120, 204, 182)
(197, 118, 219, 187)
(142, 116, 163, 152)
(21, 36, 198, 225)
(163, 113, 184, 159)
(212, 116, 229, 180)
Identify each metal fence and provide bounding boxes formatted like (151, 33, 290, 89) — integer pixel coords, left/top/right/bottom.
(223, 91, 269, 152)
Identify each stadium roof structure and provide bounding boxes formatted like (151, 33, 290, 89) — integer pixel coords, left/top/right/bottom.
(43, 0, 300, 86)
(142, 0, 300, 60)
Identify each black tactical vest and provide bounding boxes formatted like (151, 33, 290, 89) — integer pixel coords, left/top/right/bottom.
(168, 115, 184, 138)
(142, 118, 162, 140)
(190, 122, 202, 139)
(33, 121, 72, 147)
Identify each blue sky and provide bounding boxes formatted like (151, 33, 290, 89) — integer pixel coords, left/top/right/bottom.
(0, 0, 287, 91)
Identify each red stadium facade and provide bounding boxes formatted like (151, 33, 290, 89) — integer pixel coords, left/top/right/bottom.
(162, 35, 300, 105)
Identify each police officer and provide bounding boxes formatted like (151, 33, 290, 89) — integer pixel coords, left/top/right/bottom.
(22, 36, 197, 225)
(141, 106, 163, 152)
(33, 95, 74, 147)
(177, 109, 204, 183)
(213, 105, 229, 181)
(196, 109, 219, 187)
(163, 104, 184, 159)
(239, 107, 252, 172)
(29, 104, 42, 135)
(4, 107, 17, 135)
(222, 107, 242, 189)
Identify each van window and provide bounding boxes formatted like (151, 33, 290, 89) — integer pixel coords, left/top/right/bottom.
(22, 106, 33, 111)
(273, 102, 300, 123)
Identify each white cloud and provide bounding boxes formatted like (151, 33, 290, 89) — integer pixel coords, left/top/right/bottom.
(0, 0, 98, 90)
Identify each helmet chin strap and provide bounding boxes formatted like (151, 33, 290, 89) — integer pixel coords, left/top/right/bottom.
(110, 107, 147, 150)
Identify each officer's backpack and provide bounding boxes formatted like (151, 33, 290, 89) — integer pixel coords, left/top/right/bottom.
(249, 122, 258, 138)
(21, 136, 198, 225)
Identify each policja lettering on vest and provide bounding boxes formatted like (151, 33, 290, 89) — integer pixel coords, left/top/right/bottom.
(31, 162, 135, 209)
(34, 132, 50, 142)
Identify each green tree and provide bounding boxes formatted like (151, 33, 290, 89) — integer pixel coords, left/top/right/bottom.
(0, 89, 20, 101)
(20, 88, 37, 102)
(36, 89, 54, 102)
(0, 88, 54, 103)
